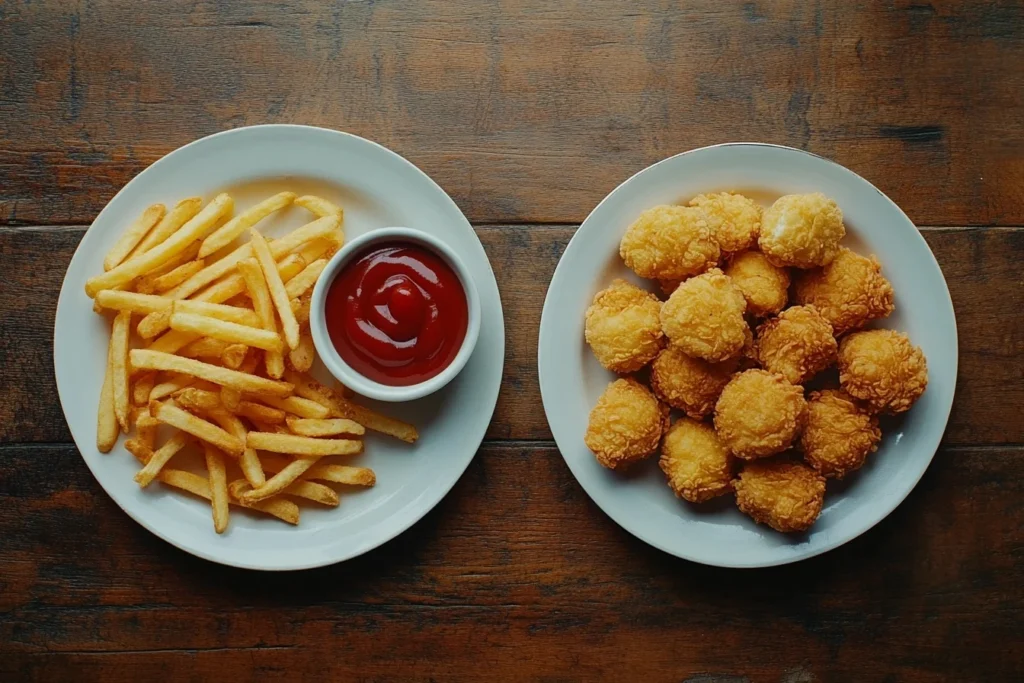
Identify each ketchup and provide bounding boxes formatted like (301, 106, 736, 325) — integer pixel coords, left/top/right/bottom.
(325, 242, 468, 386)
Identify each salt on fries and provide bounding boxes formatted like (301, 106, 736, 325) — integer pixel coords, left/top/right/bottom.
(88, 191, 414, 534)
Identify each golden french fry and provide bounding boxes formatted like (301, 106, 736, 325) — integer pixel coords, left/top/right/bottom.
(221, 386, 242, 412)
(150, 400, 244, 456)
(295, 194, 343, 220)
(97, 350, 119, 453)
(180, 336, 232, 360)
(134, 431, 189, 487)
(173, 387, 222, 412)
(239, 457, 317, 503)
(130, 197, 203, 259)
(131, 350, 294, 397)
(111, 310, 131, 432)
(238, 257, 285, 378)
(133, 372, 157, 406)
(287, 330, 315, 373)
(249, 229, 300, 349)
(149, 374, 194, 401)
(284, 258, 327, 299)
(225, 479, 299, 524)
(175, 300, 261, 327)
(286, 416, 365, 437)
(125, 438, 153, 465)
(208, 408, 265, 488)
(262, 454, 376, 487)
(246, 431, 361, 457)
(100, 290, 261, 328)
(170, 312, 284, 353)
(284, 370, 418, 443)
(86, 193, 232, 297)
(163, 471, 299, 525)
(283, 480, 339, 507)
(237, 400, 286, 425)
(136, 240, 202, 294)
(291, 293, 312, 325)
(203, 443, 230, 533)
(250, 420, 290, 434)
(199, 191, 296, 258)
(221, 343, 247, 369)
(103, 204, 166, 271)
(136, 408, 160, 449)
(295, 235, 341, 266)
(150, 258, 205, 293)
(260, 395, 331, 419)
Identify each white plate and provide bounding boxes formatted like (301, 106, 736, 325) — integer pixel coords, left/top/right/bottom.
(538, 143, 957, 568)
(54, 125, 505, 570)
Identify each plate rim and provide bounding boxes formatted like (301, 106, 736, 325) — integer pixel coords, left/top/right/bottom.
(537, 141, 958, 568)
(53, 123, 506, 571)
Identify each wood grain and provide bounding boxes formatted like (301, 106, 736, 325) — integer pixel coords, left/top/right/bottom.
(1, 441, 1022, 681)
(2, 224, 1021, 445)
(1, 1, 1022, 226)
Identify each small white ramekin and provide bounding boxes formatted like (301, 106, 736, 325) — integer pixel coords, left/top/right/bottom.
(310, 227, 482, 402)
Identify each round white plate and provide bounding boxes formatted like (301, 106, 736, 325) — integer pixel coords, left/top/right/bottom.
(538, 143, 957, 568)
(55, 125, 505, 570)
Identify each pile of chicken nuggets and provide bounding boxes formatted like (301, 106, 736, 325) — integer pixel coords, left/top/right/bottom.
(584, 191, 928, 533)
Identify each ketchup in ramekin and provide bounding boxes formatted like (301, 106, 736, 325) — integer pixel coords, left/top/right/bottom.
(324, 242, 468, 386)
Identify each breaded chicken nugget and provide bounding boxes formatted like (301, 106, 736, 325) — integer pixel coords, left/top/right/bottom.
(724, 250, 791, 317)
(714, 369, 807, 459)
(755, 305, 838, 385)
(759, 192, 845, 269)
(620, 205, 720, 280)
(650, 346, 737, 419)
(792, 247, 895, 336)
(585, 279, 664, 373)
(801, 389, 881, 479)
(688, 192, 762, 255)
(661, 268, 748, 362)
(733, 458, 826, 532)
(838, 329, 928, 414)
(659, 418, 735, 503)
(585, 378, 669, 470)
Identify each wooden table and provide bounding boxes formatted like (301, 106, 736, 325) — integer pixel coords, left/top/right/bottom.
(2, 2, 1022, 681)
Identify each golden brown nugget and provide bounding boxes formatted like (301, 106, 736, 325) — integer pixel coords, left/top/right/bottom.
(584, 378, 669, 471)
(714, 369, 807, 459)
(801, 390, 881, 479)
(724, 250, 790, 318)
(734, 459, 826, 533)
(792, 247, 895, 336)
(584, 279, 663, 373)
(659, 418, 735, 503)
(620, 205, 719, 280)
(759, 192, 845, 269)
(661, 268, 748, 362)
(755, 305, 838, 385)
(838, 329, 927, 414)
(649, 346, 736, 419)
(688, 191, 761, 255)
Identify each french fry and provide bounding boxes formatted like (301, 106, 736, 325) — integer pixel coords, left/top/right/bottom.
(221, 343, 247, 369)
(295, 194, 343, 220)
(262, 454, 376, 487)
(111, 310, 131, 432)
(131, 350, 294, 397)
(221, 387, 242, 412)
(226, 479, 300, 524)
(283, 480, 339, 507)
(143, 330, 201, 357)
(204, 443, 230, 533)
(236, 400, 286, 425)
(250, 229, 301, 350)
(103, 204, 166, 271)
(295, 234, 341, 266)
(136, 407, 160, 450)
(239, 457, 317, 503)
(100, 290, 261, 328)
(238, 257, 285, 378)
(136, 241, 202, 293)
(170, 312, 284, 353)
(133, 431, 189, 487)
(259, 394, 331, 419)
(129, 197, 203, 259)
(208, 408, 265, 488)
(287, 330, 315, 373)
(150, 400, 244, 457)
(125, 438, 153, 465)
(250, 420, 290, 435)
(150, 258, 205, 293)
(173, 387, 222, 412)
(284, 258, 327, 299)
(97, 350, 119, 453)
(162, 472, 299, 525)
(86, 193, 233, 297)
(246, 432, 362, 457)
(149, 374, 194, 401)
(175, 300, 261, 327)
(199, 191, 296, 258)
(180, 337, 234, 362)
(133, 372, 157, 406)
(286, 416, 365, 437)
(284, 370, 418, 443)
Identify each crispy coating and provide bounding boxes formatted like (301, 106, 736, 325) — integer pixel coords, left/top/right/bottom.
(838, 329, 928, 414)
(801, 389, 881, 479)
(585, 279, 664, 373)
(620, 205, 720, 280)
(649, 346, 737, 419)
(759, 192, 845, 269)
(792, 247, 895, 336)
(584, 378, 669, 470)
(724, 250, 791, 317)
(661, 268, 748, 362)
(659, 418, 735, 503)
(733, 458, 826, 532)
(688, 192, 762, 255)
(755, 305, 838, 385)
(714, 369, 807, 459)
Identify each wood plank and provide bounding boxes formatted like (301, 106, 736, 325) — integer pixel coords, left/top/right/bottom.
(3, 224, 1022, 445)
(1, 1, 1022, 226)
(1, 442, 1021, 681)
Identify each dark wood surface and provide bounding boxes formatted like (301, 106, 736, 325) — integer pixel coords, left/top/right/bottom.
(1, 2, 1022, 681)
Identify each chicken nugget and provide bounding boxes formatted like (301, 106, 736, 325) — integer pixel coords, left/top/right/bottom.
(659, 417, 735, 503)
(733, 458, 825, 532)
(620, 205, 719, 280)
(801, 389, 881, 479)
(585, 279, 664, 373)
(724, 250, 790, 318)
(838, 329, 927, 414)
(714, 369, 806, 459)
(650, 346, 737, 419)
(585, 378, 669, 470)
(688, 192, 762, 255)
(661, 268, 748, 362)
(792, 247, 895, 335)
(755, 305, 838, 385)
(759, 192, 845, 269)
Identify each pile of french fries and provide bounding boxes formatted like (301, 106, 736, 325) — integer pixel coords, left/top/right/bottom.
(87, 191, 418, 533)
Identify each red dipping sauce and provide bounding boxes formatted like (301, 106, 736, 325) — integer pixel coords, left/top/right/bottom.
(324, 242, 469, 386)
